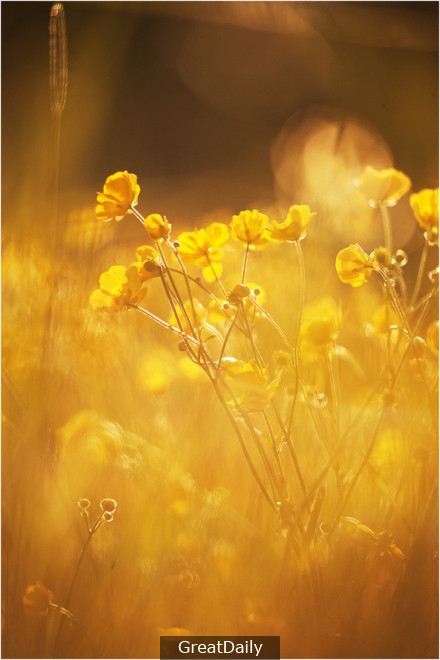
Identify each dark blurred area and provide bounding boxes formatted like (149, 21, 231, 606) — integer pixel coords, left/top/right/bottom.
(1, 1, 438, 230)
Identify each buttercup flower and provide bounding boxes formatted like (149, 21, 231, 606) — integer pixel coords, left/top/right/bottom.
(96, 171, 140, 221)
(177, 222, 230, 282)
(170, 298, 207, 333)
(23, 582, 53, 617)
(410, 188, 439, 244)
(300, 297, 341, 360)
(222, 359, 278, 413)
(90, 265, 146, 312)
(355, 166, 411, 207)
(268, 205, 315, 242)
(230, 210, 271, 248)
(144, 213, 171, 242)
(132, 245, 162, 282)
(336, 243, 374, 287)
(369, 304, 400, 335)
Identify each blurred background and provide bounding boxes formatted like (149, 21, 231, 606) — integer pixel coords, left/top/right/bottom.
(2, 1, 438, 229)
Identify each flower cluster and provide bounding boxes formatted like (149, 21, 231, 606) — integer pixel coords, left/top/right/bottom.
(89, 165, 438, 557)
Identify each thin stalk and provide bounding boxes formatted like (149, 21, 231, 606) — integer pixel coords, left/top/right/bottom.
(286, 240, 306, 435)
(410, 239, 429, 308)
(241, 243, 250, 283)
(53, 512, 105, 654)
(49, 2, 67, 235)
(209, 377, 278, 514)
(166, 239, 202, 341)
(206, 253, 229, 298)
(263, 410, 289, 502)
(270, 400, 308, 500)
(50, 603, 97, 658)
(326, 412, 384, 542)
(327, 342, 341, 441)
(156, 243, 200, 343)
(379, 203, 393, 254)
(132, 304, 199, 346)
(215, 309, 241, 377)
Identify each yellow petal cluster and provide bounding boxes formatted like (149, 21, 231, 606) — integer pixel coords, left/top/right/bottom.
(177, 222, 230, 281)
(22, 582, 53, 617)
(144, 213, 172, 242)
(221, 359, 278, 413)
(268, 205, 315, 242)
(90, 265, 146, 312)
(96, 171, 140, 221)
(335, 243, 374, 287)
(300, 297, 341, 360)
(132, 245, 162, 282)
(230, 210, 271, 248)
(355, 166, 411, 208)
(410, 188, 439, 243)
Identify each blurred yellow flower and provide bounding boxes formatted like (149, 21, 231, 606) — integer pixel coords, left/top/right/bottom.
(268, 205, 315, 242)
(230, 210, 271, 248)
(144, 213, 171, 242)
(177, 222, 230, 282)
(335, 243, 374, 287)
(132, 245, 162, 282)
(355, 166, 411, 207)
(170, 298, 208, 333)
(300, 297, 340, 360)
(96, 171, 140, 221)
(221, 359, 278, 412)
(90, 265, 146, 312)
(370, 304, 400, 334)
(23, 582, 53, 617)
(137, 349, 176, 394)
(410, 188, 439, 243)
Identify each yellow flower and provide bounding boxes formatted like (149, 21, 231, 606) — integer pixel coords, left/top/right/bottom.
(221, 359, 278, 413)
(335, 243, 374, 287)
(96, 171, 140, 221)
(355, 166, 411, 207)
(356, 524, 405, 560)
(144, 213, 171, 242)
(208, 283, 265, 323)
(410, 188, 439, 243)
(300, 297, 340, 360)
(230, 210, 271, 248)
(137, 349, 176, 394)
(90, 265, 146, 312)
(370, 304, 400, 334)
(177, 223, 230, 282)
(170, 298, 207, 333)
(132, 245, 162, 282)
(268, 205, 315, 242)
(23, 582, 53, 617)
